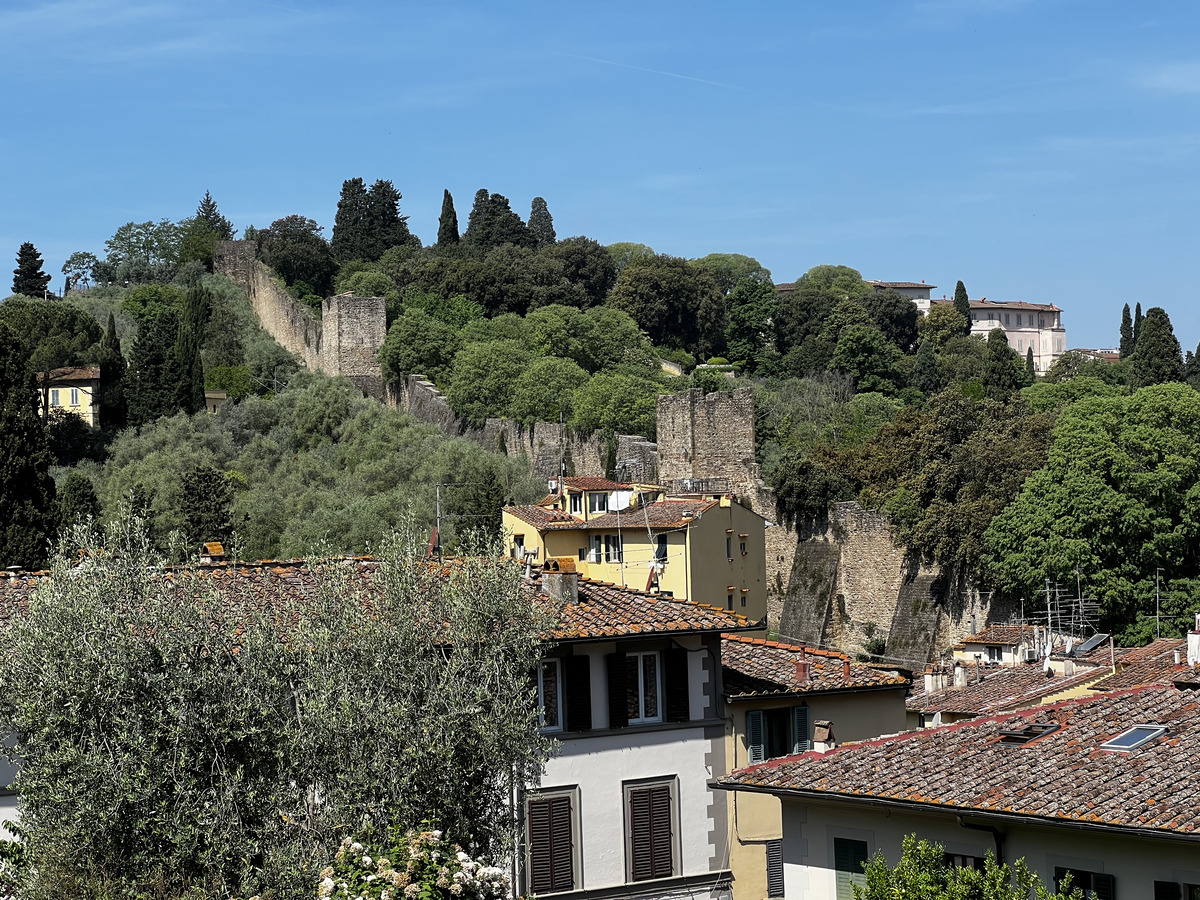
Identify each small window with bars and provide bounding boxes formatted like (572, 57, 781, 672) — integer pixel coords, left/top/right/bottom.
(625, 779, 677, 882)
(526, 790, 578, 895)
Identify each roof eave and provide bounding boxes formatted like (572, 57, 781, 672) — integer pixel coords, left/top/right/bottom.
(725, 682, 910, 703)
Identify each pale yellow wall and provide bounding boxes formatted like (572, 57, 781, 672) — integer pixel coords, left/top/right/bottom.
(43, 381, 98, 427)
(724, 689, 908, 900)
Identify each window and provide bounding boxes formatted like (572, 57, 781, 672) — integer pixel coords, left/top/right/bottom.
(741, 592, 747, 608)
(1055, 868, 1114, 899)
(766, 839, 785, 898)
(1004, 313, 1010, 325)
(626, 651, 660, 723)
(834, 838, 868, 900)
(513, 534, 525, 560)
(588, 492, 608, 515)
(726, 536, 733, 558)
(986, 645, 1002, 663)
(746, 706, 809, 763)
(625, 779, 677, 881)
(604, 534, 622, 563)
(654, 534, 667, 562)
(1101, 724, 1167, 752)
(50, 389, 60, 407)
(538, 659, 563, 732)
(727, 593, 734, 611)
(527, 790, 578, 894)
(944, 853, 986, 872)
(569, 493, 582, 515)
(740, 540, 747, 555)
(70, 387, 79, 406)
(1017, 339, 1023, 351)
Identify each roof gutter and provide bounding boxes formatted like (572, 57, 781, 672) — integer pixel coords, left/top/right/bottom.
(710, 783, 1200, 846)
(725, 683, 909, 703)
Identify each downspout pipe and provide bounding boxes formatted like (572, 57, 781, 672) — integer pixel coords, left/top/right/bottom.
(957, 815, 1004, 865)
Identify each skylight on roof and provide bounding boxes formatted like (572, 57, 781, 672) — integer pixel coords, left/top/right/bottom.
(997, 722, 1059, 744)
(1100, 724, 1167, 752)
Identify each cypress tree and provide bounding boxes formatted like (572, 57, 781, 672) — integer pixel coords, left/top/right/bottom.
(1129, 306, 1184, 388)
(529, 196, 556, 248)
(0, 322, 57, 569)
(981, 328, 1020, 401)
(175, 279, 210, 415)
(1025, 346, 1035, 380)
(97, 312, 128, 430)
(1133, 302, 1144, 348)
(57, 470, 100, 528)
(463, 189, 533, 253)
(126, 311, 186, 426)
(331, 177, 370, 263)
(953, 280, 971, 335)
(911, 341, 943, 395)
(1118, 303, 1134, 358)
(437, 189, 460, 247)
(364, 179, 417, 255)
(12, 242, 52, 298)
(180, 464, 234, 545)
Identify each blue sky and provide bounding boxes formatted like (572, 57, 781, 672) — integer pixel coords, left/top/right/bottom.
(3, 0, 1199, 352)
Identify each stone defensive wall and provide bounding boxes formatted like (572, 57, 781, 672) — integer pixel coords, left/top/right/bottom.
(213, 241, 386, 400)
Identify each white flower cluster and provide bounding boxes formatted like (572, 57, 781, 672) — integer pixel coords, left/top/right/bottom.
(322, 831, 511, 900)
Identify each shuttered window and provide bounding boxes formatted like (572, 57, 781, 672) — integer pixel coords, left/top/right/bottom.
(766, 839, 784, 898)
(626, 781, 676, 882)
(747, 706, 809, 762)
(537, 659, 562, 731)
(1154, 882, 1181, 900)
(662, 647, 690, 723)
(834, 838, 867, 900)
(564, 655, 592, 732)
(792, 705, 810, 754)
(1055, 868, 1115, 900)
(527, 793, 575, 894)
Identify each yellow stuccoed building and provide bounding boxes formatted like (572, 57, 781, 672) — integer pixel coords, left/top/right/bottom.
(503, 476, 770, 626)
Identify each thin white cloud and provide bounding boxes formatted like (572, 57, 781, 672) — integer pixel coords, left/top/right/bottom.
(1139, 61, 1200, 94)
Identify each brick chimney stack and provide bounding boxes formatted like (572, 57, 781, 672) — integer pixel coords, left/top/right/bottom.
(795, 646, 810, 682)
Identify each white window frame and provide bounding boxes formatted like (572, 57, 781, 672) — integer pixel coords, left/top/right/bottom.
(588, 492, 608, 515)
(604, 533, 622, 563)
(589, 535, 603, 563)
(569, 493, 582, 516)
(537, 658, 563, 733)
(70, 387, 80, 406)
(986, 645, 1002, 663)
(627, 650, 662, 724)
(50, 388, 60, 407)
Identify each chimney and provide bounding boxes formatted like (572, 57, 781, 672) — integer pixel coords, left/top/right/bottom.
(795, 647, 810, 683)
(953, 663, 967, 688)
(1188, 614, 1200, 667)
(924, 667, 935, 694)
(842, 659, 851, 680)
(541, 558, 579, 605)
(1174, 649, 1182, 666)
(812, 720, 836, 752)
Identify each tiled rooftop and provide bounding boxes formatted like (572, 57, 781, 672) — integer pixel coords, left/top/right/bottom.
(551, 579, 757, 641)
(907, 664, 1103, 715)
(722, 685, 1200, 836)
(1088, 639, 1189, 692)
(504, 499, 725, 532)
(722, 634, 909, 700)
(866, 281, 936, 290)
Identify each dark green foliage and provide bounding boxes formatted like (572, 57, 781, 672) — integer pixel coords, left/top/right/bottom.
(1186, 343, 1200, 389)
(103, 220, 182, 284)
(0, 298, 103, 421)
(1129, 306, 1184, 388)
(196, 190, 235, 241)
(953, 279, 971, 333)
(179, 191, 236, 271)
(463, 190, 535, 254)
(912, 341, 943, 394)
(56, 470, 100, 527)
(0, 323, 56, 569)
(507, 356, 590, 426)
(569, 372, 660, 438)
(981, 328, 1022, 400)
(862, 288, 919, 352)
(12, 242, 52, 298)
(1119, 303, 1134, 358)
(174, 279, 210, 415)
(379, 308, 462, 388)
(776, 265, 871, 356)
(47, 410, 94, 466)
(61, 251, 102, 289)
(985, 383, 1200, 642)
(120, 283, 185, 324)
(1133, 301, 1143, 345)
(446, 340, 535, 427)
(523, 304, 652, 374)
(437, 188, 460, 247)
(1026, 346, 1035, 380)
(829, 324, 902, 395)
(126, 311, 187, 427)
(725, 279, 779, 372)
(540, 236, 617, 307)
(258, 215, 336, 298)
(769, 453, 851, 534)
(528, 196, 556, 248)
(332, 177, 369, 262)
(332, 178, 419, 264)
(689, 253, 772, 297)
(97, 312, 127, 431)
(179, 464, 235, 545)
(607, 253, 725, 357)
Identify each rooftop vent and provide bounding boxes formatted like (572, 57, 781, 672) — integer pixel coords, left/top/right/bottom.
(997, 722, 1060, 744)
(1100, 724, 1167, 752)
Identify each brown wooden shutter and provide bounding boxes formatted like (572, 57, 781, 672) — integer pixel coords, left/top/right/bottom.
(565, 654, 592, 732)
(528, 795, 574, 894)
(628, 784, 673, 881)
(663, 646, 690, 722)
(606, 652, 628, 728)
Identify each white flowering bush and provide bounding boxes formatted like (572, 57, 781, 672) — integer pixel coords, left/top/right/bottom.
(320, 829, 511, 900)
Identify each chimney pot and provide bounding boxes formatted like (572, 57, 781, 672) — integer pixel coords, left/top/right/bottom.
(795, 659, 810, 682)
(842, 659, 851, 679)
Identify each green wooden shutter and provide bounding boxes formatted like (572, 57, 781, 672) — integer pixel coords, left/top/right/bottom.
(792, 705, 810, 753)
(663, 647, 690, 722)
(565, 655, 592, 732)
(746, 710, 765, 763)
(766, 839, 785, 898)
(528, 795, 574, 894)
(834, 838, 867, 900)
(606, 652, 628, 728)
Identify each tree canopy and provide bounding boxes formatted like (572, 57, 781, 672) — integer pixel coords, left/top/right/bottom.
(12, 242, 52, 298)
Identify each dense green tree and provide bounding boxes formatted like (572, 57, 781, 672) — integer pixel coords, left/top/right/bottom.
(953, 279, 971, 334)
(174, 279, 210, 415)
(47, 410, 93, 466)
(463, 190, 534, 254)
(985, 383, 1200, 641)
(540, 236, 617, 307)
(1128, 306, 1184, 388)
(196, 189, 235, 241)
(508, 356, 589, 426)
(917, 304, 969, 352)
(436, 188, 460, 248)
(1186, 342, 1200, 389)
(12, 242, 52, 298)
(769, 452, 851, 535)
(126, 311, 187, 427)
(776, 265, 871, 355)
(96, 312, 128, 431)
(1021, 375, 1123, 414)
(862, 288, 919, 352)
(689, 253, 772, 296)
(61, 250, 102, 289)
(1026, 346, 1036, 380)
(981, 328, 1022, 401)
(379, 308, 462, 388)
(1119, 303, 1134, 358)
(606, 241, 655, 277)
(332, 178, 418, 263)
(1133, 301, 1143, 346)
(569, 372, 660, 438)
(446, 339, 534, 427)
(0, 297, 103, 421)
(258, 215, 336, 298)
(178, 191, 236, 271)
(528, 196, 556, 248)
(179, 463, 235, 545)
(911, 341, 943, 395)
(725, 279, 779, 371)
(104, 219, 182, 284)
(56, 470, 100, 527)
(607, 253, 725, 356)
(0, 323, 57, 569)
(829, 324, 902, 395)
(331, 177, 370, 262)
(523, 305, 653, 374)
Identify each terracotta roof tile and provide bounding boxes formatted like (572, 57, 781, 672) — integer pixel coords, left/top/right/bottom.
(558, 477, 633, 491)
(721, 634, 909, 699)
(550, 579, 756, 640)
(721, 685, 1200, 836)
(1089, 639, 1189, 692)
(504, 505, 582, 529)
(907, 664, 1103, 715)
